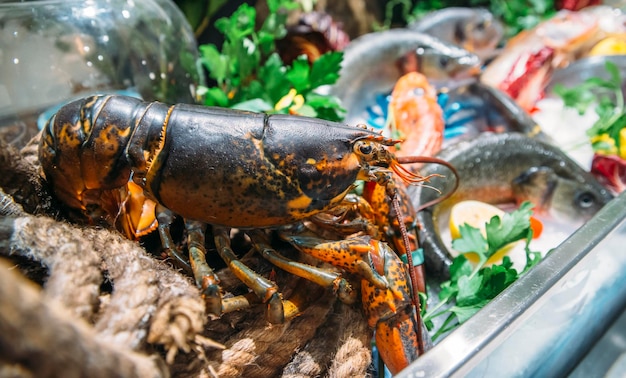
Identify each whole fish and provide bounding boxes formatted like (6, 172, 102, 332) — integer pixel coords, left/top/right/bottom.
(408, 132, 614, 279)
(408, 7, 504, 62)
(386, 71, 444, 159)
(329, 29, 481, 125)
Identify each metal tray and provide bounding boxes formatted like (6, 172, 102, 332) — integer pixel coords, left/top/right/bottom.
(398, 191, 626, 377)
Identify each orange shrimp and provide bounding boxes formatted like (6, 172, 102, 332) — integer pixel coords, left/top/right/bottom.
(386, 72, 445, 160)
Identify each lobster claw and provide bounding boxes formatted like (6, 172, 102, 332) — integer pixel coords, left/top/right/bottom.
(361, 240, 424, 375)
(287, 233, 425, 373)
(374, 306, 421, 375)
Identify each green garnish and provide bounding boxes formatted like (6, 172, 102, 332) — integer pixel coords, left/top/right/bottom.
(423, 202, 543, 341)
(486, 0, 556, 38)
(197, 0, 346, 121)
(554, 60, 626, 156)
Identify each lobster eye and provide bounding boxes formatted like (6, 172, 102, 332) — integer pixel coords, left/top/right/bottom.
(356, 141, 373, 155)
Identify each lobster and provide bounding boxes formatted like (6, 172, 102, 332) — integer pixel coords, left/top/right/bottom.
(39, 94, 453, 374)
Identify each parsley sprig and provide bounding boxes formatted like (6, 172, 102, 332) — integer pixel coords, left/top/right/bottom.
(554, 61, 626, 157)
(485, 0, 556, 38)
(197, 0, 346, 121)
(423, 202, 543, 340)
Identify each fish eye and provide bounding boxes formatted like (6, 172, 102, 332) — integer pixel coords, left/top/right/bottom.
(575, 191, 597, 209)
(439, 56, 450, 68)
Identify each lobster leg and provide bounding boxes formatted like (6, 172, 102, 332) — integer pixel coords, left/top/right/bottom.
(205, 228, 348, 322)
(155, 212, 318, 323)
(155, 205, 223, 316)
(309, 194, 380, 237)
(283, 232, 423, 372)
(281, 234, 391, 290)
(213, 226, 285, 324)
(185, 220, 222, 317)
(247, 230, 358, 306)
(155, 205, 192, 272)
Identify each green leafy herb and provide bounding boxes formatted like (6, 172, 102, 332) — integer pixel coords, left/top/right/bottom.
(485, 0, 556, 38)
(197, 0, 346, 121)
(423, 202, 544, 341)
(554, 61, 626, 157)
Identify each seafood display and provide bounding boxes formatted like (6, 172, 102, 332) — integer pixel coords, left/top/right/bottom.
(38, 94, 454, 373)
(6, 1, 626, 377)
(339, 3, 626, 374)
(408, 132, 613, 279)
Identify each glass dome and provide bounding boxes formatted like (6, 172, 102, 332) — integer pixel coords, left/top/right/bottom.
(0, 0, 203, 147)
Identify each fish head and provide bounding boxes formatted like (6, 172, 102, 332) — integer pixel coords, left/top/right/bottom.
(512, 166, 610, 224)
(454, 9, 504, 57)
(406, 41, 482, 81)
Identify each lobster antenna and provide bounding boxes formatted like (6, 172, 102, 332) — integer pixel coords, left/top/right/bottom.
(391, 191, 425, 356)
(388, 155, 460, 357)
(412, 158, 460, 213)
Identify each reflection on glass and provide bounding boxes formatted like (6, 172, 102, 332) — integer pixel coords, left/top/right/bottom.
(0, 0, 202, 147)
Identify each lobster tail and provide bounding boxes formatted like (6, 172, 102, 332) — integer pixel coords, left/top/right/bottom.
(39, 95, 141, 212)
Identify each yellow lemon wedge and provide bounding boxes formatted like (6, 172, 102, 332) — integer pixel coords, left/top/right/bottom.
(589, 36, 626, 56)
(449, 200, 520, 265)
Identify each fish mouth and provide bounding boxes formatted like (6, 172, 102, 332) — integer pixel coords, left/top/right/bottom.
(458, 63, 483, 78)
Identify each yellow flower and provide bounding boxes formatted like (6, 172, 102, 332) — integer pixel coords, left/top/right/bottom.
(290, 92, 305, 112)
(275, 88, 304, 113)
(591, 133, 618, 156)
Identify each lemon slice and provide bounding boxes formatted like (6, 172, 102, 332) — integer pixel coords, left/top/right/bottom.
(589, 36, 626, 56)
(449, 200, 519, 265)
